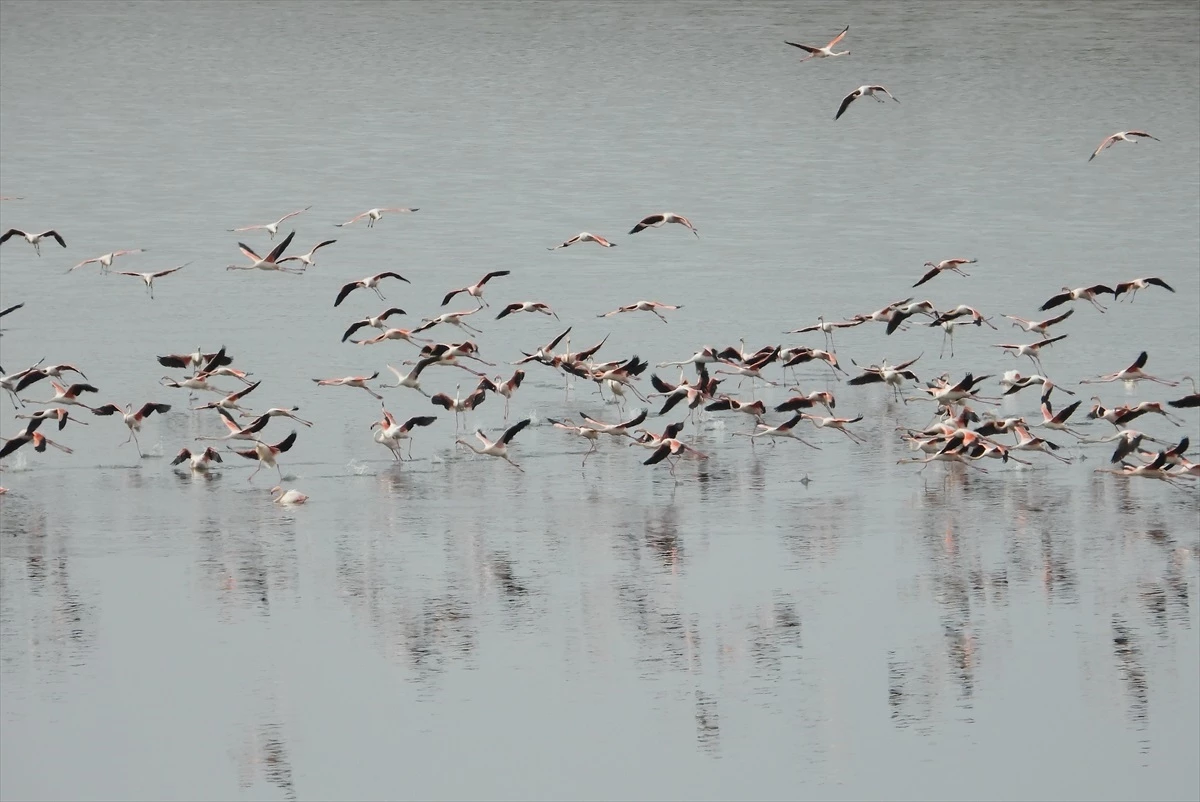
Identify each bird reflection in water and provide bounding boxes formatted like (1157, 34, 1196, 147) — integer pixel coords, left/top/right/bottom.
(234, 714, 296, 800)
(1111, 617, 1149, 738)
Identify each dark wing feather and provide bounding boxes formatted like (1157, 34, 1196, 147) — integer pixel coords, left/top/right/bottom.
(265, 230, 296, 263)
(500, 418, 531, 445)
(834, 91, 857, 121)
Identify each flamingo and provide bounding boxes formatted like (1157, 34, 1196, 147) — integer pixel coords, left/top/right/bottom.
(884, 300, 939, 335)
(1079, 351, 1178, 386)
(157, 346, 232, 372)
(431, 384, 487, 431)
(0, 423, 73, 460)
(456, 419, 532, 471)
(548, 232, 616, 250)
(0, 228, 66, 256)
(1, 360, 48, 407)
(643, 438, 708, 476)
(334, 272, 411, 307)
(546, 418, 605, 465)
(228, 207, 311, 239)
(352, 327, 430, 347)
(1010, 425, 1072, 464)
(1002, 309, 1074, 334)
(847, 355, 922, 401)
(29, 380, 99, 411)
(69, 248, 146, 274)
(412, 308, 483, 335)
(597, 301, 683, 323)
(496, 301, 560, 320)
(1095, 451, 1188, 489)
(732, 414, 821, 449)
(341, 308, 408, 342)
(1167, 377, 1199, 409)
(1034, 391, 1085, 438)
(441, 270, 511, 308)
(784, 25, 850, 62)
(231, 431, 297, 483)
(1000, 373, 1072, 397)
(578, 408, 648, 439)
(115, 262, 189, 299)
(704, 395, 767, 421)
(13, 407, 89, 431)
(171, 446, 224, 473)
(381, 358, 437, 397)
(335, 207, 419, 227)
(277, 239, 337, 267)
(476, 370, 525, 420)
(992, 334, 1068, 371)
(913, 258, 977, 288)
(786, 316, 862, 348)
(90, 401, 171, 454)
(1088, 130, 1159, 162)
(312, 372, 383, 400)
(803, 413, 867, 443)
(197, 408, 271, 442)
(775, 389, 837, 415)
(191, 381, 262, 413)
(628, 213, 699, 237)
(1039, 284, 1115, 313)
(271, 486, 309, 505)
(1112, 277, 1175, 303)
(834, 85, 898, 120)
(370, 406, 438, 461)
(11, 363, 90, 395)
(225, 231, 300, 273)
(240, 406, 313, 427)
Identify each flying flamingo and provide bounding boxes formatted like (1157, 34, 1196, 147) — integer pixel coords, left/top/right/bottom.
(732, 414, 821, 449)
(1167, 377, 1199, 409)
(803, 413, 867, 443)
(239, 407, 313, 427)
(1112, 277, 1175, 303)
(456, 419, 532, 471)
(157, 346, 232, 372)
(231, 431, 298, 483)
(225, 231, 300, 273)
(191, 381, 262, 413)
(197, 408, 271, 442)
(351, 327, 430, 347)
(69, 248, 146, 274)
(1039, 284, 1115, 313)
(341, 308, 408, 341)
(90, 401, 172, 454)
(441, 270, 511, 308)
(228, 207, 312, 239)
(381, 357, 438, 397)
(546, 418, 605, 465)
(476, 370, 525, 420)
(628, 213, 699, 237)
(0, 423, 73, 460)
(334, 272, 411, 306)
(992, 334, 1068, 371)
(1002, 309, 1074, 334)
(913, 258, 977, 288)
(431, 384, 487, 431)
(412, 308, 483, 335)
(335, 208, 419, 227)
(115, 262, 189, 299)
(784, 25, 850, 62)
(834, 85, 898, 121)
(1088, 130, 1159, 162)
(1079, 351, 1178, 387)
(786, 316, 863, 348)
(0, 228, 66, 256)
(29, 380, 99, 411)
(598, 301, 683, 323)
(312, 372, 384, 400)
(370, 406, 438, 461)
(277, 239, 337, 268)
(496, 301, 559, 320)
(13, 407, 89, 431)
(548, 232, 616, 250)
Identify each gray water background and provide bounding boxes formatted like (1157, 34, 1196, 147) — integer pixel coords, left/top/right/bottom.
(1, 1, 1198, 800)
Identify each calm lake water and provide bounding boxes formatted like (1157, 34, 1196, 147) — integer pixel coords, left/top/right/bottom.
(1, 1, 1198, 800)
